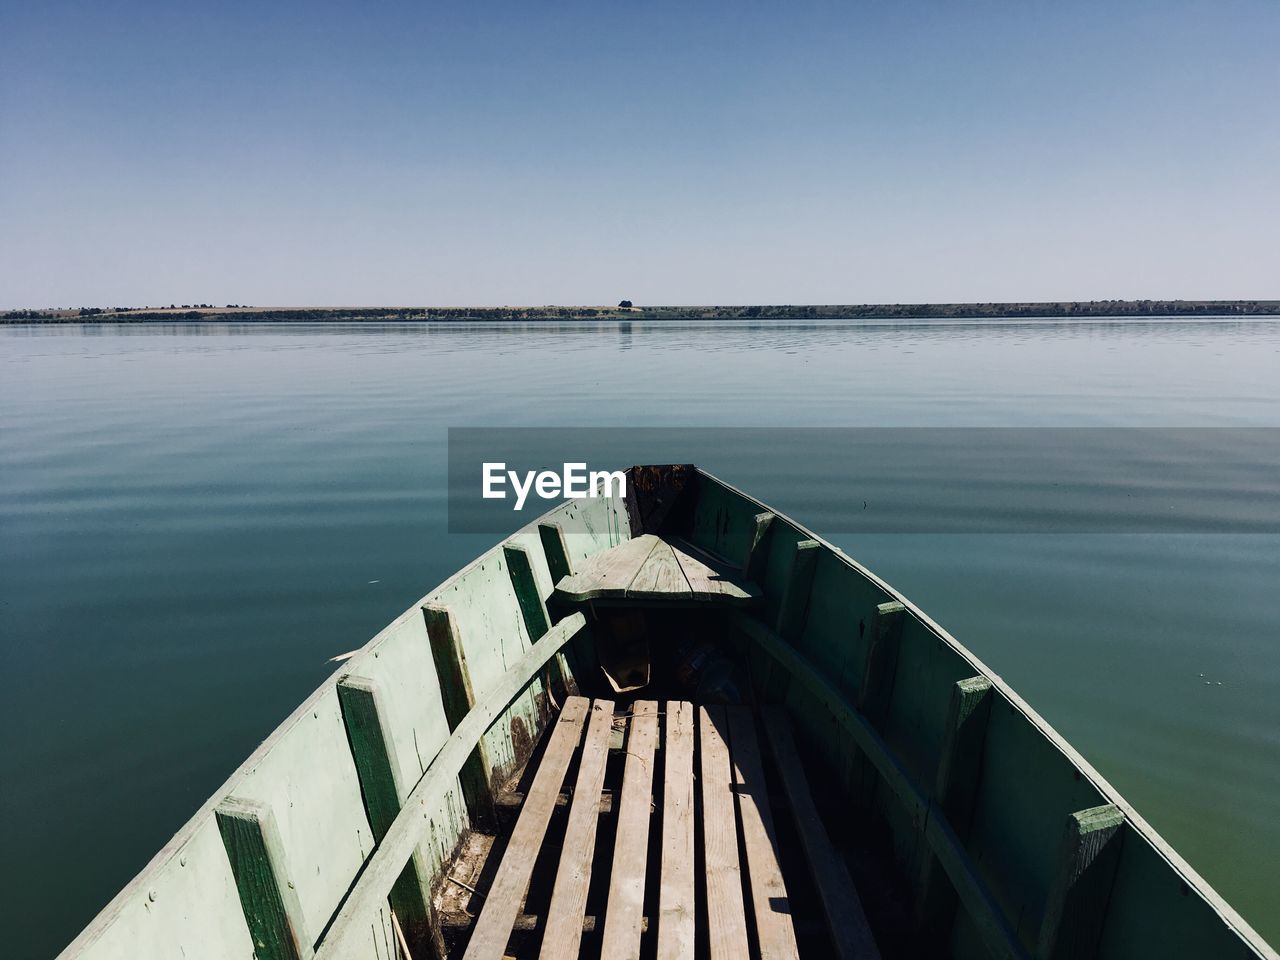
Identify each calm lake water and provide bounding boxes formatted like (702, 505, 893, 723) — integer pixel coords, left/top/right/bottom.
(2, 319, 1279, 956)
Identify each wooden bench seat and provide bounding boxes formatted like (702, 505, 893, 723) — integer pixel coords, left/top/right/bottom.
(458, 696, 879, 960)
(553, 535, 762, 605)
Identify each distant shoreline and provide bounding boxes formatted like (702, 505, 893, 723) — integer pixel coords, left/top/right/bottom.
(3, 300, 1278, 324)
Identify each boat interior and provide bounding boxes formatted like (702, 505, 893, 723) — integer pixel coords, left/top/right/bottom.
(434, 602, 896, 960)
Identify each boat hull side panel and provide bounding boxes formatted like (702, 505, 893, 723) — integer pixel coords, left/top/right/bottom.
(341, 606, 469, 899)
(433, 548, 546, 782)
(56, 816, 257, 960)
(1097, 826, 1261, 960)
(797, 549, 894, 698)
(687, 472, 760, 566)
(960, 693, 1108, 953)
(556, 493, 631, 570)
(690, 468, 1275, 960)
(878, 617, 983, 821)
(227, 684, 393, 952)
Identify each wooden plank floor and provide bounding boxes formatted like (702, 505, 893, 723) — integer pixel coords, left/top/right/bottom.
(462, 698, 590, 960)
(700, 704, 751, 960)
(455, 699, 879, 959)
(762, 706, 881, 960)
(600, 700, 659, 959)
(657, 700, 696, 960)
(538, 699, 616, 959)
(728, 705, 800, 960)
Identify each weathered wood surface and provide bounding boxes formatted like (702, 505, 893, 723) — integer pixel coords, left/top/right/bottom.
(743, 511, 775, 582)
(1037, 805, 1125, 960)
(422, 603, 494, 827)
(923, 810, 1030, 960)
(775, 538, 820, 640)
(214, 798, 311, 960)
(726, 706, 800, 960)
(699, 705, 751, 960)
(600, 700, 660, 960)
(732, 612, 1030, 960)
(314, 612, 588, 960)
(555, 533, 759, 604)
(538, 521, 574, 584)
(463, 697, 590, 960)
(624, 463, 696, 537)
(915, 676, 993, 950)
(504, 543, 550, 642)
(703, 470, 1275, 960)
(857, 601, 906, 726)
(558, 533, 659, 597)
(505, 541, 569, 701)
(761, 707, 881, 960)
(657, 701, 696, 960)
(335, 677, 431, 940)
(539, 699, 616, 959)
(628, 538, 692, 599)
(671, 537, 756, 601)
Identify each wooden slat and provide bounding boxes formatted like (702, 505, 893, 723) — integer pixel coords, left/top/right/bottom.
(933, 677, 993, 832)
(315, 613, 588, 960)
(628, 538, 693, 599)
(775, 539, 820, 641)
(760, 707, 880, 960)
(336, 677, 432, 942)
(657, 701, 696, 960)
(538, 521, 574, 584)
(537, 521, 577, 634)
(743, 511, 775, 582)
(915, 676, 993, 950)
(215, 798, 311, 960)
(1036, 805, 1125, 960)
(726, 706, 800, 960)
(463, 697, 591, 960)
(600, 700, 660, 960)
(699, 706, 750, 960)
(504, 542, 568, 700)
(556, 534, 657, 600)
(849, 601, 905, 812)
(504, 544, 550, 641)
(857, 601, 906, 726)
(422, 603, 494, 827)
(538, 699, 616, 960)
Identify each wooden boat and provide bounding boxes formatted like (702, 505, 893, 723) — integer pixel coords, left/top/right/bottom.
(59, 465, 1276, 960)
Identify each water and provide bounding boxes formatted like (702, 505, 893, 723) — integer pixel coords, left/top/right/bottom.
(2, 319, 1278, 957)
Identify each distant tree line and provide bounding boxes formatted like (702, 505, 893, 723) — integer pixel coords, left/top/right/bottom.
(4, 300, 1278, 324)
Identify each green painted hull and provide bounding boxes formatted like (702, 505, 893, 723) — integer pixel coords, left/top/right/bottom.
(57, 468, 1275, 960)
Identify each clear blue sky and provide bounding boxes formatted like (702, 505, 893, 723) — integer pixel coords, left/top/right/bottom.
(2, 0, 1276, 307)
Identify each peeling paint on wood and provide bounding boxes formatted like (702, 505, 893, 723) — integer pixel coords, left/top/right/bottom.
(214, 798, 311, 960)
